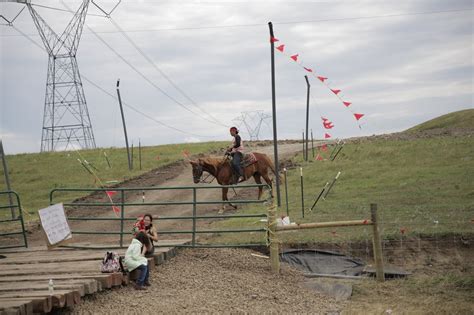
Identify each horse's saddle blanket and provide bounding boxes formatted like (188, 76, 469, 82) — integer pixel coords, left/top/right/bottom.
(241, 153, 257, 168)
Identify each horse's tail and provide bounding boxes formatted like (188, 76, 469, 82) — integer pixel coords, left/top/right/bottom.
(256, 152, 279, 181)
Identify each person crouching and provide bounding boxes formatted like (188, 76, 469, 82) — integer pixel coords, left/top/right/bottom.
(125, 231, 151, 290)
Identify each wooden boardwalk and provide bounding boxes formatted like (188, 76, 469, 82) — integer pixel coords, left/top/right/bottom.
(0, 240, 189, 314)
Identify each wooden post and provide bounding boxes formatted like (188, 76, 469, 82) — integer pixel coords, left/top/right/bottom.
(302, 131, 305, 160)
(138, 139, 142, 170)
(116, 79, 132, 171)
(371, 203, 385, 282)
(304, 75, 310, 162)
(268, 187, 280, 274)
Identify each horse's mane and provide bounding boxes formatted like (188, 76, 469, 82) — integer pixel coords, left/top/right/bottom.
(197, 156, 228, 176)
(198, 156, 227, 167)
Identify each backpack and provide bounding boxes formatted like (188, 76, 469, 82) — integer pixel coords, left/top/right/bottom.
(100, 251, 125, 273)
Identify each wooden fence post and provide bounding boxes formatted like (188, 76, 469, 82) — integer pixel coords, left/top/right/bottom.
(268, 189, 280, 274)
(371, 203, 385, 282)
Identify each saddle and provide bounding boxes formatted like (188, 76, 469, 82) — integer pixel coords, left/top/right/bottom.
(227, 153, 258, 184)
(240, 152, 258, 168)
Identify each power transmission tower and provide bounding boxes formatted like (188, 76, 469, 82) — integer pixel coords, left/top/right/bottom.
(26, 1, 96, 151)
(233, 110, 271, 141)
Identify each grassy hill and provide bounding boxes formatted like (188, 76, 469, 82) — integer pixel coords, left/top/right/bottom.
(406, 108, 474, 133)
(213, 112, 474, 243)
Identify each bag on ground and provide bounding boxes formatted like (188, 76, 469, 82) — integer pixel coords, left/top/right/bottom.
(100, 251, 124, 273)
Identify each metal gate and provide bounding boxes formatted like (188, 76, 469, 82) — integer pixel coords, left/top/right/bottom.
(0, 191, 28, 249)
(50, 184, 271, 249)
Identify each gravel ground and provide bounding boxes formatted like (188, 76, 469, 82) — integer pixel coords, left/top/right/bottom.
(65, 248, 344, 314)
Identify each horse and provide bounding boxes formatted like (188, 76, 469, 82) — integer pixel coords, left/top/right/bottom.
(189, 152, 275, 212)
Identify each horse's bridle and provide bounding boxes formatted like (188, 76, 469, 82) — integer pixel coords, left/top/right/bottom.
(193, 163, 215, 184)
(193, 164, 203, 182)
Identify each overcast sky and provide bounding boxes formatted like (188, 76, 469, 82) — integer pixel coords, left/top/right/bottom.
(1, 0, 472, 154)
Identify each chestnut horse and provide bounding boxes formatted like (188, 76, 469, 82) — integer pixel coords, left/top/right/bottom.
(189, 152, 275, 212)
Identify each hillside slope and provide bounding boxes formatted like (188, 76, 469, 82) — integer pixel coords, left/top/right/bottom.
(406, 108, 474, 133)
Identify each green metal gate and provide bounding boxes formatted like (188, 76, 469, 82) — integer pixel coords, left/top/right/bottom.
(50, 184, 271, 249)
(0, 191, 28, 249)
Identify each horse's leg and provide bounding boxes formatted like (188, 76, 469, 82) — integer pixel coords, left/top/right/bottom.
(253, 174, 263, 200)
(219, 187, 228, 214)
(261, 171, 273, 198)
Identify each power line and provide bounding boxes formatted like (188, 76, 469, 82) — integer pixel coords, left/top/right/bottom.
(82, 76, 217, 138)
(10, 24, 216, 139)
(86, 24, 228, 127)
(1, 7, 471, 37)
(109, 17, 226, 127)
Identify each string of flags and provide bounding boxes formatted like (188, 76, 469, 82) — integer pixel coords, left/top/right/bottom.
(270, 36, 365, 130)
(271, 35, 366, 161)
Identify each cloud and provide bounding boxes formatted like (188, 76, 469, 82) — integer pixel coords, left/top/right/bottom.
(0, 0, 472, 153)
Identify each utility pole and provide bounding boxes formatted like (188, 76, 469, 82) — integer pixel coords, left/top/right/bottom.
(116, 79, 132, 171)
(304, 75, 310, 161)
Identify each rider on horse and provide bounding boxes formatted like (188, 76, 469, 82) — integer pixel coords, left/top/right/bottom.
(226, 126, 245, 183)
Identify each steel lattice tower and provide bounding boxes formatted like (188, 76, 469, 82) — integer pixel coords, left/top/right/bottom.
(27, 0, 96, 151)
(233, 110, 271, 141)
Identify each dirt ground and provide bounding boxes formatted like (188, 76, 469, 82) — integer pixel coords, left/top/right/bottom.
(64, 248, 344, 314)
(62, 239, 473, 314)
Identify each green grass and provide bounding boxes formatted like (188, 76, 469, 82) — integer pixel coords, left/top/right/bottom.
(2, 109, 474, 245)
(210, 135, 474, 244)
(0, 141, 226, 222)
(406, 108, 474, 132)
(348, 271, 474, 314)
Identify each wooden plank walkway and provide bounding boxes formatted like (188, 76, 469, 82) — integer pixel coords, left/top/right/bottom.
(0, 240, 190, 315)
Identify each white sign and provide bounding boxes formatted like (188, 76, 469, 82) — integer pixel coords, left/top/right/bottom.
(38, 203, 72, 246)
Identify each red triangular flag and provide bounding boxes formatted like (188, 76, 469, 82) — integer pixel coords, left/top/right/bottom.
(323, 121, 334, 129)
(303, 67, 313, 72)
(343, 101, 351, 107)
(290, 54, 299, 62)
(321, 144, 328, 151)
(315, 154, 323, 161)
(321, 116, 328, 122)
(331, 89, 341, 95)
(270, 36, 279, 43)
(276, 44, 285, 52)
(106, 190, 117, 198)
(317, 76, 327, 82)
(324, 133, 331, 139)
(112, 206, 120, 214)
(354, 113, 364, 121)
